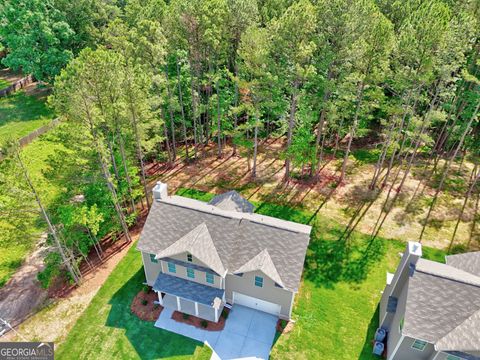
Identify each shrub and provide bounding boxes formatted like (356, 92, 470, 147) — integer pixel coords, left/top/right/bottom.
(221, 310, 229, 319)
(281, 320, 287, 329)
(142, 285, 149, 293)
(200, 320, 208, 328)
(182, 313, 190, 320)
(141, 299, 148, 306)
(153, 304, 160, 310)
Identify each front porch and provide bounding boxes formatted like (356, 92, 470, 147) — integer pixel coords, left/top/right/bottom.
(153, 272, 225, 322)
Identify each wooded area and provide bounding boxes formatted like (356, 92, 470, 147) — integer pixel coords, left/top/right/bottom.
(0, 0, 479, 287)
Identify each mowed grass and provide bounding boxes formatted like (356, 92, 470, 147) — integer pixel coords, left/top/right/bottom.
(56, 243, 212, 360)
(0, 78, 10, 89)
(0, 129, 67, 287)
(177, 188, 445, 359)
(0, 90, 55, 141)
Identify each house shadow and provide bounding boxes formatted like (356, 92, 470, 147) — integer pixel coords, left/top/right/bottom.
(358, 306, 380, 360)
(105, 268, 208, 360)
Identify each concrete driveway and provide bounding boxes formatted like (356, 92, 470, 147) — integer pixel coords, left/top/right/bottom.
(155, 305, 278, 359)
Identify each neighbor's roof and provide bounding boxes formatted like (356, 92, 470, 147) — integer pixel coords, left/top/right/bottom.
(446, 252, 480, 277)
(137, 194, 311, 292)
(403, 258, 480, 352)
(208, 190, 255, 213)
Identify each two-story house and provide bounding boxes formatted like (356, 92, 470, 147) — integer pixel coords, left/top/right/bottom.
(377, 241, 480, 360)
(137, 182, 312, 323)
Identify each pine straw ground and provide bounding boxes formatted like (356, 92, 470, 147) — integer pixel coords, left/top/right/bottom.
(147, 137, 479, 252)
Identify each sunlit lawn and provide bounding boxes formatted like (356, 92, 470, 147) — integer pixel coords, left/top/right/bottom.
(56, 243, 212, 360)
(0, 90, 55, 141)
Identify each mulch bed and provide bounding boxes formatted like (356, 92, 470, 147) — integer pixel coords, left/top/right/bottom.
(276, 319, 294, 334)
(171, 308, 230, 331)
(131, 288, 163, 321)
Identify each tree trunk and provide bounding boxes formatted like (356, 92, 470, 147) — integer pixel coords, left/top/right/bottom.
(252, 116, 259, 179)
(419, 100, 480, 241)
(284, 79, 299, 181)
(449, 165, 479, 252)
(216, 79, 222, 158)
(340, 80, 365, 183)
(164, 69, 177, 160)
(176, 57, 189, 161)
(15, 147, 82, 285)
(232, 63, 239, 156)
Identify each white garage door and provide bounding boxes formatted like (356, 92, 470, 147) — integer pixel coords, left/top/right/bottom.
(233, 292, 281, 316)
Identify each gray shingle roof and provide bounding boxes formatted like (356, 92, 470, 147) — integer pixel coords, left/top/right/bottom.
(403, 258, 480, 352)
(156, 222, 226, 276)
(446, 252, 480, 277)
(137, 195, 311, 292)
(208, 190, 255, 213)
(234, 249, 285, 287)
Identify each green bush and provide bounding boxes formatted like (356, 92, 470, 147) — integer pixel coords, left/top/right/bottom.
(221, 310, 228, 319)
(141, 299, 148, 306)
(200, 320, 208, 328)
(182, 313, 190, 320)
(142, 285, 150, 293)
(37, 252, 62, 289)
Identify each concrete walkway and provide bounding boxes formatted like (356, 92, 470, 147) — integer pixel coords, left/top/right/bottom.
(155, 305, 277, 359)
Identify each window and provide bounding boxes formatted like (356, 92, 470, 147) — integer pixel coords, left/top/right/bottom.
(235, 273, 243, 277)
(206, 273, 214, 284)
(411, 339, 427, 351)
(187, 268, 195, 278)
(167, 262, 176, 273)
(149, 254, 158, 263)
(187, 254, 193, 262)
(274, 282, 283, 288)
(446, 355, 463, 360)
(254, 276, 263, 287)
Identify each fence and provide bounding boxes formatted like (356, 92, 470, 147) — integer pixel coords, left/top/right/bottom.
(0, 119, 61, 162)
(0, 75, 34, 98)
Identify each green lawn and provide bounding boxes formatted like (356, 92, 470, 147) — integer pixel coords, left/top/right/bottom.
(0, 78, 10, 89)
(0, 129, 67, 287)
(0, 90, 55, 141)
(56, 243, 212, 360)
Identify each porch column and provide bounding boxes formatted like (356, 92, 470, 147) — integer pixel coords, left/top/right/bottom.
(157, 292, 163, 305)
(195, 302, 199, 316)
(214, 308, 219, 322)
(176, 296, 181, 311)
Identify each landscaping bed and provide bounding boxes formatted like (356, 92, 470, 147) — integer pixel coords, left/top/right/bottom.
(171, 308, 230, 331)
(131, 287, 163, 321)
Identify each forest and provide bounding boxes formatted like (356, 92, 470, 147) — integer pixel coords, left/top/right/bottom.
(0, 0, 479, 288)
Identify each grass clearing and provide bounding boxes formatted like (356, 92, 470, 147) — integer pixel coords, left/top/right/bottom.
(0, 90, 55, 141)
(56, 243, 212, 360)
(0, 128, 67, 287)
(0, 78, 10, 88)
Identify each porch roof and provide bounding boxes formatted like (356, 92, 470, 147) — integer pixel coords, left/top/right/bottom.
(153, 272, 224, 308)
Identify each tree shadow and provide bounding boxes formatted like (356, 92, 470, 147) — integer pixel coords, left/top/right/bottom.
(304, 225, 387, 289)
(105, 268, 208, 359)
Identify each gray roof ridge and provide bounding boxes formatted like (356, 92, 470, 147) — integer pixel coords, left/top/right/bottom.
(416, 258, 480, 288)
(159, 195, 312, 235)
(435, 308, 480, 351)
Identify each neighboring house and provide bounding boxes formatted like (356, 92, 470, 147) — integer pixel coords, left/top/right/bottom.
(137, 182, 312, 323)
(377, 241, 480, 360)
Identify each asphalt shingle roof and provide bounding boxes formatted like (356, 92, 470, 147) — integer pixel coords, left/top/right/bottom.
(208, 190, 255, 213)
(137, 194, 311, 292)
(446, 252, 480, 277)
(403, 258, 480, 352)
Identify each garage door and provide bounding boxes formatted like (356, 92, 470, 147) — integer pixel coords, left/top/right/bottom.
(233, 292, 281, 316)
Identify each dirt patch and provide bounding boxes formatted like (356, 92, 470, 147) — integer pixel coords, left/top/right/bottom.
(171, 308, 230, 331)
(276, 319, 294, 334)
(131, 288, 163, 321)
